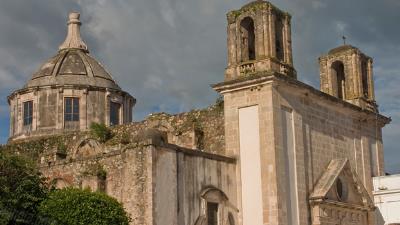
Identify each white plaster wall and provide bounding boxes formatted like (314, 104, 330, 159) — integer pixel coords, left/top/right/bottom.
(373, 175, 400, 225)
(238, 106, 263, 225)
(281, 107, 299, 225)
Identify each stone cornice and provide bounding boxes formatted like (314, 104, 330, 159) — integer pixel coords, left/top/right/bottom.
(212, 72, 391, 125)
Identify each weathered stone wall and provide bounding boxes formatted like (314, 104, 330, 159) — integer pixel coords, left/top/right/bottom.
(275, 78, 386, 225)
(1, 102, 227, 225)
(153, 146, 237, 225)
(216, 72, 388, 225)
(40, 142, 155, 224)
(221, 78, 280, 225)
(311, 204, 369, 225)
(110, 102, 225, 155)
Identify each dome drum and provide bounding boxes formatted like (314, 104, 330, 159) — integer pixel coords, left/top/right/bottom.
(8, 86, 135, 141)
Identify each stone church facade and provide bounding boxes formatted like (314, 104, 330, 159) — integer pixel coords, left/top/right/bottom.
(4, 1, 391, 225)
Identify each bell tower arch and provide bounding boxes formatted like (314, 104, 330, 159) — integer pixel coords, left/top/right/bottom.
(225, 0, 296, 81)
(319, 45, 377, 111)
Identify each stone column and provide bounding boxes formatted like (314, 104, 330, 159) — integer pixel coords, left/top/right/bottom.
(351, 53, 359, 99)
(327, 61, 337, 97)
(16, 95, 21, 135)
(81, 88, 88, 129)
(319, 57, 328, 92)
(263, 11, 270, 58)
(227, 23, 236, 66)
(256, 13, 265, 58)
(284, 15, 293, 65)
(9, 101, 14, 137)
(355, 53, 362, 98)
(57, 88, 64, 129)
(34, 89, 39, 131)
(269, 9, 276, 58)
(367, 58, 375, 100)
(236, 23, 242, 64)
(105, 90, 110, 126)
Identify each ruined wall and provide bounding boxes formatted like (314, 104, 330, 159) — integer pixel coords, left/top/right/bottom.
(2, 102, 227, 225)
(110, 102, 225, 155)
(153, 146, 237, 225)
(39, 140, 155, 225)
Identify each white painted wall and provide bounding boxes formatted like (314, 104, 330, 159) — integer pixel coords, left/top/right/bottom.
(281, 107, 299, 225)
(373, 174, 400, 225)
(370, 139, 378, 176)
(238, 106, 263, 225)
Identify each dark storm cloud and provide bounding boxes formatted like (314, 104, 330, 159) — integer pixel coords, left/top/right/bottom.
(0, 0, 399, 172)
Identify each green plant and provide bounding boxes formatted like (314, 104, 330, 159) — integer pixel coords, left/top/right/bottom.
(0, 152, 49, 225)
(56, 142, 68, 159)
(57, 142, 67, 154)
(90, 123, 112, 143)
(96, 166, 107, 180)
(39, 188, 130, 225)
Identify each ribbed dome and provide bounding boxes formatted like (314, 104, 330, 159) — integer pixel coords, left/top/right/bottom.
(25, 12, 120, 90)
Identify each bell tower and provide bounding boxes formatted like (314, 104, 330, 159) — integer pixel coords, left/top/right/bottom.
(225, 0, 296, 81)
(319, 45, 377, 111)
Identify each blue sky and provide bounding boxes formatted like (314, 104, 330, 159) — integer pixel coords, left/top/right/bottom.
(0, 0, 399, 173)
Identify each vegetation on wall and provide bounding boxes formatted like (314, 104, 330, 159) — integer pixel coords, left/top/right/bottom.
(119, 132, 131, 145)
(39, 188, 130, 225)
(90, 123, 112, 143)
(56, 142, 68, 159)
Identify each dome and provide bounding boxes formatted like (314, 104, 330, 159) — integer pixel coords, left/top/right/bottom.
(7, 12, 135, 141)
(24, 12, 120, 90)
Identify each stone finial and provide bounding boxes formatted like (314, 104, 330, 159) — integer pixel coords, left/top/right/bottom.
(59, 12, 88, 52)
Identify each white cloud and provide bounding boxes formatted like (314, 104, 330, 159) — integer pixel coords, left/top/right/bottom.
(334, 21, 348, 33)
(311, 0, 327, 9)
(159, 0, 177, 28)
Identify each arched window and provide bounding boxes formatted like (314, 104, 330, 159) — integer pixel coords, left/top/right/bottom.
(110, 101, 121, 126)
(207, 202, 218, 225)
(195, 187, 229, 225)
(240, 17, 255, 61)
(361, 60, 369, 98)
(331, 61, 346, 99)
(275, 18, 285, 61)
(64, 97, 80, 130)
